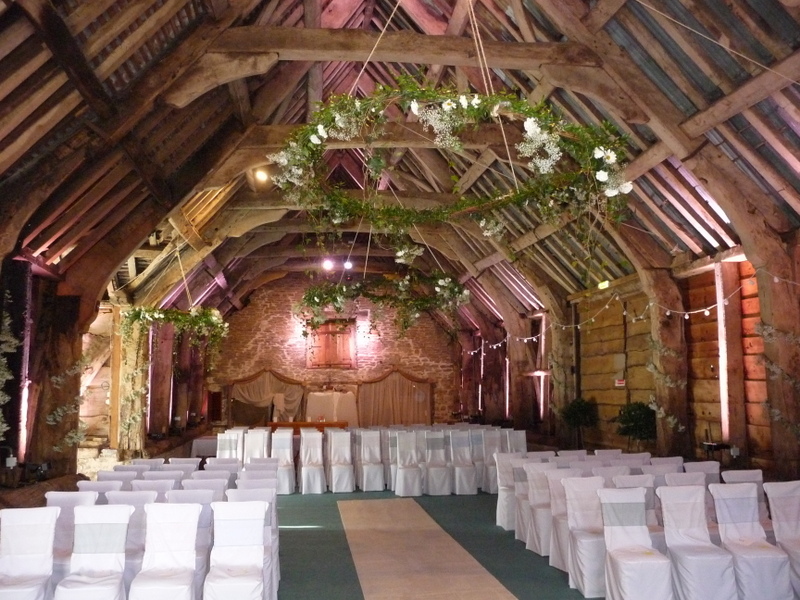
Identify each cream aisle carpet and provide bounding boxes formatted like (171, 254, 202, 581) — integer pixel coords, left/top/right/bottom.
(339, 498, 518, 600)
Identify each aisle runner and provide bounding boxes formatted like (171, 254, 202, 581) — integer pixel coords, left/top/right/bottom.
(339, 498, 517, 599)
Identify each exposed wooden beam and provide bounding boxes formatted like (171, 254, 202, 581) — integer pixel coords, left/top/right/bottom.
(212, 27, 602, 70)
(581, 0, 627, 33)
(304, 0, 322, 119)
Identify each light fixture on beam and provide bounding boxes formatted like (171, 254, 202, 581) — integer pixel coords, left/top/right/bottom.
(597, 280, 610, 290)
(343, 260, 353, 270)
(254, 169, 269, 182)
(322, 259, 334, 271)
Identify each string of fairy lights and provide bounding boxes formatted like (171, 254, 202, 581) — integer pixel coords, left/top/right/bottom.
(462, 266, 800, 356)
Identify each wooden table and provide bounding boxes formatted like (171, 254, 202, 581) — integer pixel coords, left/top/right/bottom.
(270, 421, 348, 435)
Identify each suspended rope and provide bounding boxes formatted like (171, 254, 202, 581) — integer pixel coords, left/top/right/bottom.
(339, 215, 365, 285)
(176, 245, 193, 306)
(349, 0, 405, 94)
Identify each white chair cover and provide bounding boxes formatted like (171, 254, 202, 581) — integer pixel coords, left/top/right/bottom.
(592, 465, 630, 488)
(764, 480, 800, 599)
(469, 429, 486, 491)
(247, 457, 280, 467)
(508, 430, 527, 453)
(597, 486, 673, 600)
(621, 452, 651, 464)
(182, 478, 228, 502)
(495, 452, 523, 529)
(236, 479, 278, 490)
(77, 480, 123, 504)
(0, 506, 60, 600)
(106, 490, 158, 591)
(54, 504, 134, 600)
(395, 431, 423, 497)
(656, 485, 737, 600)
(378, 429, 391, 488)
(570, 460, 598, 477)
(165, 465, 198, 480)
(665, 471, 717, 528)
(204, 502, 267, 600)
(564, 476, 606, 598)
(482, 429, 501, 494)
(132, 458, 165, 470)
(549, 456, 577, 468)
(546, 467, 583, 572)
(167, 490, 213, 598)
(423, 431, 451, 496)
(359, 430, 385, 492)
(128, 503, 202, 600)
(45, 491, 99, 588)
(270, 430, 296, 495)
(299, 430, 326, 494)
(244, 429, 271, 464)
(216, 433, 239, 461)
(168, 458, 202, 469)
(143, 470, 187, 483)
(649, 456, 684, 467)
(203, 464, 238, 490)
(450, 430, 476, 496)
(226, 488, 279, 600)
(607, 458, 646, 475)
(523, 462, 557, 555)
(114, 464, 151, 477)
(511, 458, 538, 541)
(98, 470, 137, 491)
(613, 474, 658, 526)
(558, 449, 588, 460)
(205, 458, 239, 466)
(593, 449, 623, 459)
(710, 482, 792, 600)
(527, 450, 557, 462)
(683, 461, 720, 484)
(328, 430, 355, 493)
(131, 479, 176, 502)
(238, 469, 278, 480)
(641, 464, 682, 488)
(721, 469, 770, 522)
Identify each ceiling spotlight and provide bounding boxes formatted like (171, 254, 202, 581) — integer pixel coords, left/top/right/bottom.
(254, 169, 268, 182)
(322, 259, 334, 271)
(343, 260, 353, 270)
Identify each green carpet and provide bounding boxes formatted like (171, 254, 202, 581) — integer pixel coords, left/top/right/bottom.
(277, 491, 583, 600)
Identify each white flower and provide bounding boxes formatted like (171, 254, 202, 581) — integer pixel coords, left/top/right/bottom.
(309, 134, 322, 145)
(410, 100, 419, 115)
(595, 170, 609, 182)
(593, 147, 605, 159)
(523, 117, 541, 136)
(442, 99, 456, 112)
(334, 113, 346, 127)
(471, 95, 481, 107)
(603, 149, 617, 164)
(435, 287, 441, 292)
(619, 181, 633, 194)
(354, 99, 361, 109)
(459, 95, 468, 109)
(317, 124, 328, 139)
(604, 187, 620, 197)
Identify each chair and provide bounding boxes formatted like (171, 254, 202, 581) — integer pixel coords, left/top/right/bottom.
(216, 432, 240, 462)
(482, 429, 501, 494)
(721, 469, 770, 522)
(469, 429, 486, 490)
(523, 462, 558, 555)
(558, 449, 588, 460)
(507, 429, 527, 453)
(592, 465, 630, 488)
(270, 429, 296, 494)
(131, 479, 176, 502)
(511, 458, 537, 541)
(53, 504, 135, 600)
(597, 486, 673, 600)
(656, 485, 737, 600)
(238, 469, 277, 480)
(131, 458, 165, 471)
(423, 430, 451, 496)
(621, 452, 651, 464)
(564, 476, 607, 598)
(495, 452, 523, 529)
(143, 469, 187, 484)
(449, 430, 477, 495)
(164, 464, 198, 480)
(527, 450, 557, 462)
(247, 457, 280, 468)
(358, 430, 385, 491)
(594, 449, 623, 459)
(607, 458, 647, 475)
(226, 488, 279, 600)
(244, 429, 271, 463)
(709, 482, 792, 600)
(0, 506, 61, 600)
(236, 479, 278, 490)
(77, 480, 123, 504)
(106, 490, 159, 591)
(205, 457, 240, 466)
(665, 471, 718, 529)
(613, 474, 658, 526)
(204, 501, 268, 600)
(98, 470, 137, 491)
(395, 431, 423, 497)
(764, 480, 800, 599)
(546, 467, 583, 572)
(166, 489, 214, 598)
(182, 478, 229, 502)
(45, 491, 99, 588)
(683, 461, 720, 485)
(168, 457, 203, 469)
(642, 464, 682, 488)
(113, 464, 151, 477)
(128, 503, 202, 600)
(299, 429, 326, 494)
(650, 456, 684, 467)
(328, 430, 355, 493)
(202, 464, 238, 490)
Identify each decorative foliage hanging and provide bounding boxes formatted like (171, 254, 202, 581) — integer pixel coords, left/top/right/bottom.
(120, 306, 229, 353)
(0, 294, 19, 442)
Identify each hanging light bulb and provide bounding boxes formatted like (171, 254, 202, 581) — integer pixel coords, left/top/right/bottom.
(322, 259, 334, 271)
(343, 260, 353, 270)
(684, 313, 690, 320)
(254, 169, 268, 182)
(704, 309, 710, 316)
(666, 310, 671, 316)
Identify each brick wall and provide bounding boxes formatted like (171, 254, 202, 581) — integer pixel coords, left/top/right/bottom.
(212, 273, 460, 422)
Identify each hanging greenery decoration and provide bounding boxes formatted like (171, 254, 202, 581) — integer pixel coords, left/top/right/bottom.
(0, 294, 20, 442)
(267, 76, 631, 240)
(296, 271, 470, 334)
(120, 307, 229, 353)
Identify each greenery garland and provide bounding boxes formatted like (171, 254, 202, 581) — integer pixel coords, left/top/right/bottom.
(296, 271, 470, 334)
(120, 307, 229, 353)
(0, 295, 19, 442)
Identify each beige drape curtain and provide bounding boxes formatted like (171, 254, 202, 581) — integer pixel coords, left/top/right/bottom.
(230, 370, 304, 424)
(358, 371, 432, 427)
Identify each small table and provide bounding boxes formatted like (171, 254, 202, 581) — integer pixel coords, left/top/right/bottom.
(190, 436, 218, 458)
(701, 441, 730, 461)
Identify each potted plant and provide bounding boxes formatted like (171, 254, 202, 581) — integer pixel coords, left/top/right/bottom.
(559, 397, 599, 449)
(613, 401, 657, 450)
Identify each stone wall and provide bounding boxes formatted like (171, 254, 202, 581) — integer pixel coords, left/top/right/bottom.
(212, 273, 460, 423)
